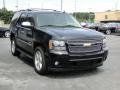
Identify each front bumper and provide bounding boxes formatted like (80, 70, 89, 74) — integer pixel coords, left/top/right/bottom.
(48, 49, 108, 70)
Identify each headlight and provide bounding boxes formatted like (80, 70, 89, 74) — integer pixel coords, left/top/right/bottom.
(53, 41, 65, 47)
(103, 39, 106, 44)
(103, 39, 107, 48)
(49, 40, 66, 51)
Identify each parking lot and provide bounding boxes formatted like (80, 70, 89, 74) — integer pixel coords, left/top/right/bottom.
(0, 35, 120, 90)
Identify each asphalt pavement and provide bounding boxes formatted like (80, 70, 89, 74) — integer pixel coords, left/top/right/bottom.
(0, 35, 120, 90)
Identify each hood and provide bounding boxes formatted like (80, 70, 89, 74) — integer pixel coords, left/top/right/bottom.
(41, 27, 105, 40)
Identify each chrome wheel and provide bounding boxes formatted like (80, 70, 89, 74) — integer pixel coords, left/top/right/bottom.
(106, 30, 111, 35)
(34, 47, 48, 75)
(5, 31, 10, 38)
(11, 40, 15, 54)
(35, 50, 43, 71)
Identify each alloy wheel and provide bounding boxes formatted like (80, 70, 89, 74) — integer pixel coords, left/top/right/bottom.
(11, 40, 15, 54)
(5, 31, 10, 38)
(35, 50, 43, 71)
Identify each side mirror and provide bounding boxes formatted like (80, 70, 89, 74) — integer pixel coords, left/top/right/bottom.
(21, 21, 33, 28)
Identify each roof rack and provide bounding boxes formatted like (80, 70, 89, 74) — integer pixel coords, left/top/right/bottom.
(19, 8, 61, 12)
(29, 8, 58, 11)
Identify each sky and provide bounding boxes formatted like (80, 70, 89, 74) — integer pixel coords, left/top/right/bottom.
(0, 0, 120, 12)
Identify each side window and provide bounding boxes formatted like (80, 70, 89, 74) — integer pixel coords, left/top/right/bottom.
(17, 13, 27, 25)
(26, 13, 34, 25)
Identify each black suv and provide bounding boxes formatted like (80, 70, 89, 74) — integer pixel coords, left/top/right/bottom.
(10, 9, 108, 75)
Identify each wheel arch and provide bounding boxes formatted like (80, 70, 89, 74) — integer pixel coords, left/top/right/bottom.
(33, 42, 49, 54)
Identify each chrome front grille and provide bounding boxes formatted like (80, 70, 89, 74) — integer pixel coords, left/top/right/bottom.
(67, 40, 102, 53)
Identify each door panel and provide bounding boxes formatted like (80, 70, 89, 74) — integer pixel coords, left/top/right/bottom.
(17, 26, 28, 50)
(24, 28, 33, 53)
(16, 13, 34, 54)
(16, 13, 27, 50)
(17, 26, 33, 53)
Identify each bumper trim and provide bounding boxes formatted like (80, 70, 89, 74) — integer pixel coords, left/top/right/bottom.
(69, 57, 103, 61)
(50, 50, 68, 55)
(69, 50, 108, 56)
(49, 63, 103, 71)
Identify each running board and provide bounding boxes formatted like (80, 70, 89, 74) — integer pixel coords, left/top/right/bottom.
(17, 48, 33, 59)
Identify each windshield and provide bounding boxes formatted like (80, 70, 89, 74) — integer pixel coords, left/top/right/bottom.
(34, 12, 81, 28)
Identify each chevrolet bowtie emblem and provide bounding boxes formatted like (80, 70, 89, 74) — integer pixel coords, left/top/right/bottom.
(83, 43, 92, 47)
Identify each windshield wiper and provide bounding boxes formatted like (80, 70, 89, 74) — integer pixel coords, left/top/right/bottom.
(40, 25, 58, 27)
(61, 25, 81, 28)
(40, 25, 81, 28)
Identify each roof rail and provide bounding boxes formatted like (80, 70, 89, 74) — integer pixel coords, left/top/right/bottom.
(26, 8, 61, 12)
(17, 8, 63, 13)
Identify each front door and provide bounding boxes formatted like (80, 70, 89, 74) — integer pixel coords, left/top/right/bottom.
(16, 13, 33, 54)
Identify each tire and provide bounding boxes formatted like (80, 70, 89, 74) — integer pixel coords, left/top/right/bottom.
(34, 47, 48, 75)
(4, 31, 10, 38)
(114, 29, 117, 33)
(105, 30, 111, 35)
(11, 38, 20, 56)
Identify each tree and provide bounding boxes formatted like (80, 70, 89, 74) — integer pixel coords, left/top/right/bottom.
(0, 8, 14, 24)
(73, 12, 95, 23)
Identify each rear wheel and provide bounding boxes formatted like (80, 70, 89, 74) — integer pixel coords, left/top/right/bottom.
(34, 47, 48, 75)
(4, 31, 10, 38)
(105, 30, 111, 35)
(11, 38, 20, 56)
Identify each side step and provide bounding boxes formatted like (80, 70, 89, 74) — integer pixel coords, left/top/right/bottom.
(17, 48, 33, 59)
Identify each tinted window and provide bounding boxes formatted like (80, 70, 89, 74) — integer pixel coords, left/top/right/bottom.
(27, 13, 34, 25)
(18, 13, 27, 25)
(107, 23, 118, 27)
(34, 13, 81, 28)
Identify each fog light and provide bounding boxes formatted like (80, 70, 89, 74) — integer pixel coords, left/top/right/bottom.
(55, 61, 59, 66)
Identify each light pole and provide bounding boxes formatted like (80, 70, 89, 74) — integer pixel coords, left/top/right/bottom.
(75, 0, 76, 12)
(3, 0, 5, 10)
(61, 0, 63, 11)
(74, 0, 77, 19)
(16, 0, 18, 11)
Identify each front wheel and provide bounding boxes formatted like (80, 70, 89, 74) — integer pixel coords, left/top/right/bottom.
(34, 47, 48, 75)
(11, 39, 20, 56)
